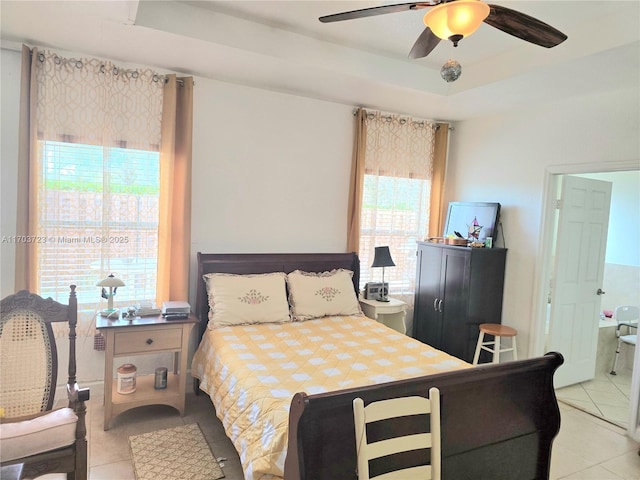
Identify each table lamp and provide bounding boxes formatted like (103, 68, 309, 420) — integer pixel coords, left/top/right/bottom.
(97, 274, 125, 317)
(371, 246, 395, 302)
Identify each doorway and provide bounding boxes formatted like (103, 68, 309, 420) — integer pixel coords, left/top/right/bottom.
(532, 164, 640, 430)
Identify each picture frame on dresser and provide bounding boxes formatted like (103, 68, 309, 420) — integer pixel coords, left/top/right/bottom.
(443, 201, 501, 243)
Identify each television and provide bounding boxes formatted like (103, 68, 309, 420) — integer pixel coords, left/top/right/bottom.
(443, 202, 501, 243)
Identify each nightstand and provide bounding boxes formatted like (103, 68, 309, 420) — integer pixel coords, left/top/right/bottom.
(97, 313, 198, 430)
(359, 296, 408, 334)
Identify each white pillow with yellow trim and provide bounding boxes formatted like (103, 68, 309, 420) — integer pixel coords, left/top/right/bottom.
(204, 272, 291, 329)
(287, 269, 363, 321)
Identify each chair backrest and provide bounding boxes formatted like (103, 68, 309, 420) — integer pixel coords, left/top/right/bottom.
(353, 387, 441, 480)
(0, 286, 77, 418)
(616, 305, 639, 326)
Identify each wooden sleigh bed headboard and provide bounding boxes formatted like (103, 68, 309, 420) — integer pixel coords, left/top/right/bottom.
(194, 252, 564, 479)
(195, 251, 360, 344)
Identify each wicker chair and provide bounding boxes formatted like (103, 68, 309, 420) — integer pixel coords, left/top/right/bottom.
(0, 286, 90, 480)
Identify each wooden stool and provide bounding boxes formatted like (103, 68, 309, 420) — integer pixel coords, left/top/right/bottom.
(473, 323, 518, 365)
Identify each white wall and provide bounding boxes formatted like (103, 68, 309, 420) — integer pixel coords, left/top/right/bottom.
(446, 87, 640, 357)
(189, 76, 354, 305)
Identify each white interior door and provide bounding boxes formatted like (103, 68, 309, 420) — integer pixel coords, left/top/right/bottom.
(548, 175, 612, 388)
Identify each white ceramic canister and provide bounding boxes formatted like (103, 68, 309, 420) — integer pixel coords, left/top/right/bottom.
(116, 363, 137, 394)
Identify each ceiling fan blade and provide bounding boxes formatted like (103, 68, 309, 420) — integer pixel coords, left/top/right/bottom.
(484, 4, 568, 48)
(409, 27, 441, 59)
(319, 2, 437, 23)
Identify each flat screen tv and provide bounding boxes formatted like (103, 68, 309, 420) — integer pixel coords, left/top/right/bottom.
(443, 202, 501, 243)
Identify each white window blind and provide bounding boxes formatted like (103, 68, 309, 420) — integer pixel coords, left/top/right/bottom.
(37, 140, 160, 306)
(359, 175, 430, 292)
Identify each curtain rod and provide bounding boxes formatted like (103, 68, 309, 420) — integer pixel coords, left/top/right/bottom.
(352, 108, 453, 130)
(30, 47, 192, 86)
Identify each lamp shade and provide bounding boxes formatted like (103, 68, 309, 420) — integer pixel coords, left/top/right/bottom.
(371, 246, 395, 268)
(424, 0, 490, 41)
(96, 274, 125, 288)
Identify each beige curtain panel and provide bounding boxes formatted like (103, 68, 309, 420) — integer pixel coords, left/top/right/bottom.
(429, 123, 449, 238)
(157, 75, 194, 305)
(347, 108, 366, 254)
(15, 45, 36, 291)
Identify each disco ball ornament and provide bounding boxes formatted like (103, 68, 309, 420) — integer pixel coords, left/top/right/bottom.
(441, 59, 462, 82)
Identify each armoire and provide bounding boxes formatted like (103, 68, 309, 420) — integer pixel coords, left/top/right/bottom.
(412, 241, 507, 363)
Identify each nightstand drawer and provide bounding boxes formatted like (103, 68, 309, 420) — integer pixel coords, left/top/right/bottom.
(114, 327, 182, 354)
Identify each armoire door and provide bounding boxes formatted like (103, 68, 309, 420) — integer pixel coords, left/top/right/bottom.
(440, 249, 470, 360)
(414, 245, 443, 348)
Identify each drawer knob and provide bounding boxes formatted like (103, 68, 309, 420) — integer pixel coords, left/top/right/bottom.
(146, 338, 153, 345)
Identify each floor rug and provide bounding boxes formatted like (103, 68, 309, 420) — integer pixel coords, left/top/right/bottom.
(129, 423, 225, 480)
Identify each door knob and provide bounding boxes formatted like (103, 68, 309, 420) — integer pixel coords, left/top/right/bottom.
(596, 288, 606, 295)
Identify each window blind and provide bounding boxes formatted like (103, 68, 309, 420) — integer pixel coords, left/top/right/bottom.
(359, 175, 430, 291)
(37, 140, 160, 306)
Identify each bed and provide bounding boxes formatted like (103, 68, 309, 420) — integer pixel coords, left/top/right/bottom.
(191, 252, 563, 480)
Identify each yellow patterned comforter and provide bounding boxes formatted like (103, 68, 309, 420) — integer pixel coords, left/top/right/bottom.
(191, 314, 470, 480)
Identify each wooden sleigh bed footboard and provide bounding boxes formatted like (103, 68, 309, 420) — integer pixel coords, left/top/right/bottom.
(284, 352, 564, 480)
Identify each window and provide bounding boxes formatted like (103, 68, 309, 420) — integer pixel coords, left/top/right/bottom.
(359, 175, 430, 292)
(356, 110, 437, 299)
(37, 141, 160, 306)
(17, 48, 191, 326)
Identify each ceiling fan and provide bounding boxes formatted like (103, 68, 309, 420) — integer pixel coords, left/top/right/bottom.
(319, 0, 568, 59)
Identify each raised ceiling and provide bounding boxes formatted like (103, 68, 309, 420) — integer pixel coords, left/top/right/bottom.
(1, 1, 638, 120)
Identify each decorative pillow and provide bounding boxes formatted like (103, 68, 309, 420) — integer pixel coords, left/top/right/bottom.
(287, 269, 363, 321)
(204, 272, 291, 328)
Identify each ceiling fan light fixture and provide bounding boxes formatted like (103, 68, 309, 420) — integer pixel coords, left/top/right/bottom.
(424, 0, 490, 45)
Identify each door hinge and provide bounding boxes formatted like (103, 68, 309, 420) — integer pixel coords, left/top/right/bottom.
(556, 199, 561, 209)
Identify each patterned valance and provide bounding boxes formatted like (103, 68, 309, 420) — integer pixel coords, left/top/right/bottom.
(363, 110, 436, 180)
(34, 49, 164, 151)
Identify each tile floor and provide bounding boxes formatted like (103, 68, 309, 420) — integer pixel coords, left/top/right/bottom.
(86, 382, 245, 480)
(38, 381, 640, 480)
(552, 401, 639, 479)
(556, 366, 633, 428)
